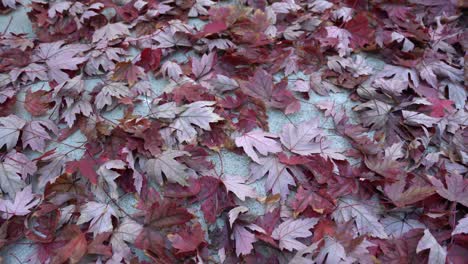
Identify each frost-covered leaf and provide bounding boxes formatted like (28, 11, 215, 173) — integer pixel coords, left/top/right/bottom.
(192, 53, 215, 80)
(428, 173, 468, 207)
(161, 61, 183, 80)
(381, 213, 425, 238)
(111, 218, 143, 259)
(452, 216, 468, 236)
(92, 23, 130, 43)
(189, 0, 215, 17)
(22, 120, 58, 152)
(272, 218, 318, 251)
(332, 196, 388, 238)
(235, 130, 282, 163)
(172, 101, 223, 143)
(222, 174, 257, 201)
(280, 120, 323, 155)
(0, 162, 25, 198)
(402, 111, 440, 127)
(77, 202, 117, 237)
(33, 41, 89, 83)
(154, 28, 191, 48)
(0, 186, 39, 219)
(314, 236, 348, 264)
(95, 160, 126, 199)
(62, 98, 93, 127)
(229, 206, 248, 227)
(0, 115, 26, 150)
(249, 156, 296, 199)
(232, 224, 256, 256)
(325, 26, 352, 56)
(144, 150, 190, 186)
(95, 82, 130, 110)
(416, 229, 447, 264)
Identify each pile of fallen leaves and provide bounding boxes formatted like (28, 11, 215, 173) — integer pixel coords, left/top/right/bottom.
(0, 0, 466, 263)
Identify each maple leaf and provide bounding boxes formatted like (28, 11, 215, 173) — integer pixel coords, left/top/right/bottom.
(416, 229, 447, 264)
(49, 225, 87, 264)
(24, 89, 54, 116)
(0, 115, 26, 150)
(365, 142, 407, 179)
(279, 120, 327, 156)
(32, 41, 89, 83)
(221, 174, 257, 201)
(172, 101, 223, 143)
(314, 236, 348, 264)
(241, 69, 300, 114)
(151, 101, 182, 119)
(144, 150, 190, 186)
(92, 22, 130, 43)
(249, 156, 296, 199)
(271, 218, 318, 251)
(141, 199, 193, 229)
(95, 160, 126, 200)
(292, 185, 336, 215)
(384, 178, 435, 207)
(137, 48, 162, 72)
(0, 161, 25, 198)
(1, 0, 19, 9)
(61, 97, 93, 127)
(232, 224, 256, 256)
(402, 110, 440, 127)
(161, 61, 183, 80)
(22, 120, 58, 152)
(192, 52, 215, 80)
(0, 185, 39, 219)
(112, 61, 145, 86)
(47, 1, 71, 18)
(452, 216, 468, 236)
(324, 26, 352, 56)
(381, 213, 425, 238)
(228, 206, 249, 228)
(417, 60, 463, 89)
(3, 150, 36, 179)
(110, 218, 143, 260)
(37, 155, 68, 189)
(189, 0, 215, 17)
(153, 28, 191, 48)
(428, 173, 468, 207)
(168, 223, 206, 254)
(353, 100, 393, 129)
(332, 196, 388, 239)
(235, 130, 282, 163)
(196, 176, 234, 223)
(95, 82, 130, 110)
(76, 201, 118, 237)
(208, 74, 239, 92)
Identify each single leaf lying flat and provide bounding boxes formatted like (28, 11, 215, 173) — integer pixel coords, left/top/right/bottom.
(172, 101, 223, 143)
(144, 150, 190, 186)
(232, 224, 256, 256)
(0, 185, 39, 219)
(271, 218, 318, 251)
(92, 22, 130, 43)
(235, 130, 282, 163)
(332, 196, 388, 239)
(222, 174, 257, 201)
(428, 173, 468, 207)
(452, 216, 468, 236)
(280, 120, 323, 155)
(0, 115, 26, 150)
(0, 162, 25, 199)
(416, 229, 447, 264)
(249, 156, 296, 199)
(76, 201, 118, 237)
